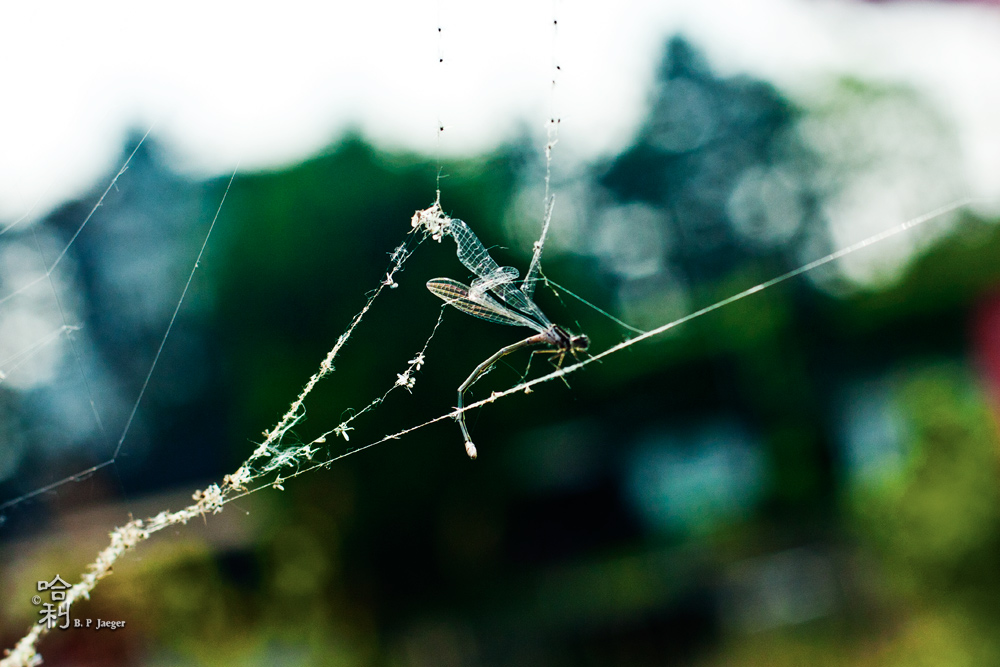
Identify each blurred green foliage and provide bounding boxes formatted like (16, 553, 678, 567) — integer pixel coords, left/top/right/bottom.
(5, 35, 1000, 667)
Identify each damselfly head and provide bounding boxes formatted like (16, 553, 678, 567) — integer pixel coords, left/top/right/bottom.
(570, 333, 589, 353)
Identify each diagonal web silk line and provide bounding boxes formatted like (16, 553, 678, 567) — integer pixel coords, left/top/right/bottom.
(221, 197, 975, 501)
(113, 167, 238, 458)
(509, 198, 976, 388)
(0, 131, 154, 517)
(0, 203, 427, 667)
(0, 199, 973, 667)
(0, 166, 237, 517)
(0, 461, 116, 517)
(0, 204, 37, 236)
(0, 324, 78, 374)
(0, 127, 154, 308)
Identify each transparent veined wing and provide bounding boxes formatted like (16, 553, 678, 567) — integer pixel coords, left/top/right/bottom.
(426, 278, 546, 332)
(447, 219, 551, 326)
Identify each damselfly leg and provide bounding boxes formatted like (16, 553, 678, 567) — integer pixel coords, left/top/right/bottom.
(455, 332, 552, 459)
(426, 218, 587, 458)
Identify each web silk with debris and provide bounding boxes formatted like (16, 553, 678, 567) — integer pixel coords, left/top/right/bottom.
(0, 147, 971, 659)
(0, 13, 985, 667)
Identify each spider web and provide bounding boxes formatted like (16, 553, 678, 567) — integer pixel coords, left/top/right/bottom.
(0, 2, 996, 665)
(0, 142, 974, 667)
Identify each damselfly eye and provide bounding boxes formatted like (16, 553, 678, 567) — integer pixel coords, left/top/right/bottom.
(572, 334, 589, 351)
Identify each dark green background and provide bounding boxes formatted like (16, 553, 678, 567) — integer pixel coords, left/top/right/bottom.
(3, 36, 1000, 667)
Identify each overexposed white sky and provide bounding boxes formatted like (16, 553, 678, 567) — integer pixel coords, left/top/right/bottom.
(1, 0, 999, 221)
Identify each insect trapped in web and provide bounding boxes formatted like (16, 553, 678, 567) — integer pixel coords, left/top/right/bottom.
(413, 203, 588, 459)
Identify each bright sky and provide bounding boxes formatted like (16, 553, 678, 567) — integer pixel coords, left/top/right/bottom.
(2, 0, 999, 221)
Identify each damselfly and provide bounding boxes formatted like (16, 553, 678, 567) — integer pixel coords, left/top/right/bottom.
(427, 218, 588, 459)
